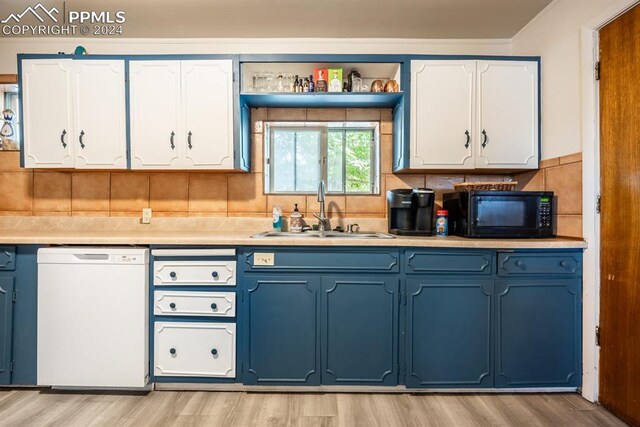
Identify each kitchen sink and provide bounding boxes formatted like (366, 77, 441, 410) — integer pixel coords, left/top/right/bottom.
(251, 231, 395, 239)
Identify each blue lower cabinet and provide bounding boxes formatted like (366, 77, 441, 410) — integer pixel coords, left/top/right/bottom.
(244, 276, 321, 385)
(0, 277, 14, 385)
(321, 276, 398, 385)
(495, 279, 581, 388)
(406, 278, 494, 388)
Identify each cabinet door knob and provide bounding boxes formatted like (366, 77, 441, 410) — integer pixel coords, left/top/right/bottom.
(60, 129, 67, 148)
(481, 129, 488, 148)
(211, 271, 219, 279)
(169, 271, 177, 278)
(560, 260, 568, 268)
(169, 302, 176, 309)
(170, 131, 175, 150)
(211, 303, 217, 310)
(515, 260, 523, 267)
(188, 131, 193, 149)
(464, 130, 470, 149)
(79, 130, 85, 149)
(170, 348, 176, 355)
(211, 348, 218, 356)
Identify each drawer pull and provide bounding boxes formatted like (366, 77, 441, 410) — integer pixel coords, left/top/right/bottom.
(211, 303, 217, 310)
(169, 348, 176, 355)
(169, 271, 177, 279)
(169, 303, 176, 309)
(515, 260, 524, 268)
(560, 260, 568, 268)
(211, 348, 218, 356)
(211, 271, 219, 278)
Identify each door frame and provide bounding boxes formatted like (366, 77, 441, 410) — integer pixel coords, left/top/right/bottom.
(579, 0, 640, 403)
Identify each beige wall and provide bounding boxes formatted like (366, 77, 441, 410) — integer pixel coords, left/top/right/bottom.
(511, 0, 619, 159)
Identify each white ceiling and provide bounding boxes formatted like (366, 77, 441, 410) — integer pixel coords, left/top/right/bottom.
(0, 0, 552, 39)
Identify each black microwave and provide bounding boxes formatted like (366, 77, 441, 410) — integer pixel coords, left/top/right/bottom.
(443, 191, 555, 238)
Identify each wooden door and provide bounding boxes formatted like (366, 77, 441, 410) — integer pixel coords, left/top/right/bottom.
(129, 61, 182, 169)
(181, 60, 235, 169)
(476, 61, 539, 169)
(409, 60, 475, 169)
(21, 59, 74, 168)
(73, 60, 127, 169)
(599, 4, 640, 425)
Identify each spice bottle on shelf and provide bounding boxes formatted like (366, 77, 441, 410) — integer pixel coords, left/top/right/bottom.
(308, 75, 315, 92)
(303, 78, 309, 92)
(294, 75, 300, 92)
(342, 81, 348, 92)
(436, 210, 448, 237)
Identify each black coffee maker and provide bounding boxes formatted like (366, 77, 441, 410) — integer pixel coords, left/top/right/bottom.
(387, 188, 435, 235)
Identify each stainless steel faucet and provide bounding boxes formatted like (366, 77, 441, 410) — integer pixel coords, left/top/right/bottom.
(313, 180, 329, 232)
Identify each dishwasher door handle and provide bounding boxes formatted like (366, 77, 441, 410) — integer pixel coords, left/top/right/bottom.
(73, 254, 110, 261)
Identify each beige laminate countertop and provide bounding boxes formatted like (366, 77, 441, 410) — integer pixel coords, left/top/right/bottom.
(0, 229, 587, 249)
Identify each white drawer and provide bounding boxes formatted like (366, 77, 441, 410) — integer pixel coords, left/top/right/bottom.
(154, 291, 235, 317)
(154, 261, 236, 286)
(154, 322, 236, 378)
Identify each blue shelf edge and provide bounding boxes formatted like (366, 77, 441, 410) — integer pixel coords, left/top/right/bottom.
(240, 92, 404, 108)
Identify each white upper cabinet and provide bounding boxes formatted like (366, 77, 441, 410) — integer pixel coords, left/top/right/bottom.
(21, 58, 127, 169)
(476, 61, 539, 169)
(130, 61, 182, 169)
(409, 59, 539, 170)
(130, 59, 235, 170)
(410, 60, 475, 169)
(73, 60, 127, 169)
(182, 61, 234, 169)
(21, 59, 75, 168)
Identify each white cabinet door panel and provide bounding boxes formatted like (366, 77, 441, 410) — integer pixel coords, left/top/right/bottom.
(130, 61, 182, 169)
(476, 61, 539, 169)
(410, 60, 475, 169)
(154, 291, 236, 317)
(154, 322, 236, 378)
(73, 60, 127, 169)
(21, 59, 75, 168)
(181, 60, 234, 169)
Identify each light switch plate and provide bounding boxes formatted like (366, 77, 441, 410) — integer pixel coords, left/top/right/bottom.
(254, 253, 275, 266)
(142, 208, 152, 224)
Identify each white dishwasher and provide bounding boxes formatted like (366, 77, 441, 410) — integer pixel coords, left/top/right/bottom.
(37, 247, 149, 388)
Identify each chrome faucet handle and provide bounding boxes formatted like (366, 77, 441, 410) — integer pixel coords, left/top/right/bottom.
(347, 223, 360, 234)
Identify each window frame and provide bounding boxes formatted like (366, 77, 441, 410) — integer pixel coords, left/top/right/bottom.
(264, 121, 380, 195)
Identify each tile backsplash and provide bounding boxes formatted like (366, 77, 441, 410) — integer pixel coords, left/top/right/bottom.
(514, 152, 583, 238)
(0, 107, 580, 238)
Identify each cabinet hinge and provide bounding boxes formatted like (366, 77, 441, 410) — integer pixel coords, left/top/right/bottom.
(12, 290, 16, 303)
(596, 326, 601, 346)
(595, 61, 600, 81)
(596, 194, 601, 214)
(233, 72, 237, 82)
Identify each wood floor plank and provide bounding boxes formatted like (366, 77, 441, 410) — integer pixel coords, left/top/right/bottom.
(0, 390, 625, 427)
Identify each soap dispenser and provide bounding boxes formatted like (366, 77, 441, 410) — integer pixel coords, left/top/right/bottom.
(289, 204, 303, 232)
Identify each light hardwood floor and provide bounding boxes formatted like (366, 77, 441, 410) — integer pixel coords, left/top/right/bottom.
(0, 390, 626, 427)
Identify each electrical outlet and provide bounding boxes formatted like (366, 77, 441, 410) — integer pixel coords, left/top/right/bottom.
(254, 253, 275, 266)
(142, 208, 152, 224)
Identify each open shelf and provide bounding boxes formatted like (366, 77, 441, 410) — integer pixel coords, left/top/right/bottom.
(239, 92, 403, 108)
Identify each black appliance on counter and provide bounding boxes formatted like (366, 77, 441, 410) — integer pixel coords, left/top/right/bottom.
(387, 188, 435, 235)
(443, 190, 555, 238)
